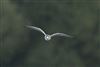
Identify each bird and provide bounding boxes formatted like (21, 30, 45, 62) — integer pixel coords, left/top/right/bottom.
(26, 25, 72, 41)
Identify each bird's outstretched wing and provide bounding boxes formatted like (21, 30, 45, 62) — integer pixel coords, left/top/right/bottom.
(26, 25, 46, 35)
(51, 33, 72, 38)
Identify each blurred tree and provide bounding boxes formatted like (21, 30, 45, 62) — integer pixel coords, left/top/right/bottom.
(0, 0, 100, 67)
(0, 0, 30, 66)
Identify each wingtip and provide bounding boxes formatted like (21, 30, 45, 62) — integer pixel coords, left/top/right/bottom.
(65, 35, 73, 38)
(25, 25, 31, 28)
(69, 35, 74, 38)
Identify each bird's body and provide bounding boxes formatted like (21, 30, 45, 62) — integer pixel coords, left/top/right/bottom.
(26, 25, 72, 41)
(44, 34, 51, 41)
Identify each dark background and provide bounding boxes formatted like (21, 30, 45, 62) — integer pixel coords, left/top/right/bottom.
(0, 0, 100, 67)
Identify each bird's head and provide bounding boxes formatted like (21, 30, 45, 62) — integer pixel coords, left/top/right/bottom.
(44, 35, 51, 41)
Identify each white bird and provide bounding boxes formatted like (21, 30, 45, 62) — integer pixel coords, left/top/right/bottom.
(26, 25, 72, 41)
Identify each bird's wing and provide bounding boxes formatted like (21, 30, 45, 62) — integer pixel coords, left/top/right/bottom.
(51, 33, 72, 38)
(26, 25, 46, 35)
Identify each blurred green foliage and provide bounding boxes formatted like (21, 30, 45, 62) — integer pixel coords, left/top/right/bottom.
(0, 0, 100, 67)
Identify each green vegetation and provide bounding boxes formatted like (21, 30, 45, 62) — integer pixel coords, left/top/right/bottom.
(0, 0, 100, 67)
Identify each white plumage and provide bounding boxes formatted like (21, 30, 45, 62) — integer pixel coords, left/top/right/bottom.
(26, 25, 72, 41)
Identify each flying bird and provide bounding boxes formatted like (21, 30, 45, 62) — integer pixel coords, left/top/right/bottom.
(26, 25, 72, 41)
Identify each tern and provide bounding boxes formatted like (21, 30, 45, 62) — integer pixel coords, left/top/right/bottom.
(26, 25, 72, 41)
